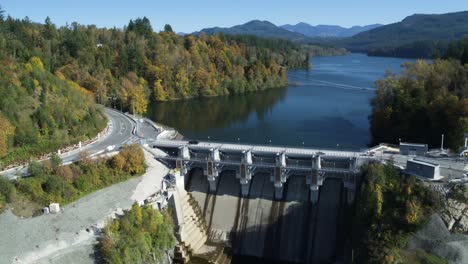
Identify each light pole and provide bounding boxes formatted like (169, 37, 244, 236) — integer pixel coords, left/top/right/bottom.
(441, 134, 444, 151)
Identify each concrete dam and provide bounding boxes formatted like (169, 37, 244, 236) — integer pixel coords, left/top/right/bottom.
(150, 140, 368, 263)
(187, 170, 352, 263)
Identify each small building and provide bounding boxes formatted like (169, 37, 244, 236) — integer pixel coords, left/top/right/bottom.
(406, 159, 441, 180)
(49, 203, 60, 213)
(400, 142, 428, 156)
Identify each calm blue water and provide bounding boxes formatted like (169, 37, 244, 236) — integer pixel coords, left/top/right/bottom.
(148, 54, 415, 150)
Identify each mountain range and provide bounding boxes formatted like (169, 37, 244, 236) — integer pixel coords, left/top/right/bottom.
(193, 20, 381, 41)
(192, 11, 468, 58)
(280, 23, 382, 38)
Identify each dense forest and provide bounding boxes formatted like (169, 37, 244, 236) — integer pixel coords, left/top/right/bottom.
(367, 38, 468, 59)
(0, 8, 314, 165)
(367, 40, 447, 59)
(445, 38, 468, 65)
(0, 12, 310, 112)
(98, 203, 176, 263)
(0, 144, 145, 216)
(0, 56, 106, 167)
(369, 59, 468, 150)
(352, 163, 442, 263)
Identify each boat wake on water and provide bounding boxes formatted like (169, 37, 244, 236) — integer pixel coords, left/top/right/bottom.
(289, 79, 376, 91)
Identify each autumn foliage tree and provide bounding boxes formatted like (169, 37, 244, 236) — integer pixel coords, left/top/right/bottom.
(0, 13, 310, 117)
(0, 112, 14, 158)
(117, 72, 148, 115)
(352, 163, 441, 263)
(99, 203, 176, 263)
(0, 56, 106, 166)
(370, 59, 468, 150)
(4, 144, 146, 212)
(111, 144, 145, 175)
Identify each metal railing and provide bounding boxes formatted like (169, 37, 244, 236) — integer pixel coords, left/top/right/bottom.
(152, 154, 359, 174)
(150, 139, 364, 159)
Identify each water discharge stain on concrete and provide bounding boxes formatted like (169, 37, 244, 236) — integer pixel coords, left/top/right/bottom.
(187, 169, 349, 263)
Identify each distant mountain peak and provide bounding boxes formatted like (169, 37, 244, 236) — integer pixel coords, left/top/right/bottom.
(193, 20, 307, 41)
(280, 23, 383, 38)
(244, 20, 274, 25)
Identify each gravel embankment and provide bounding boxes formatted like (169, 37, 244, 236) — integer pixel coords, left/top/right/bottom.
(0, 149, 168, 264)
(406, 214, 468, 264)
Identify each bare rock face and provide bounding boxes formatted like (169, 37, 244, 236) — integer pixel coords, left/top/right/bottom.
(406, 214, 468, 264)
(441, 198, 468, 233)
(455, 214, 468, 233)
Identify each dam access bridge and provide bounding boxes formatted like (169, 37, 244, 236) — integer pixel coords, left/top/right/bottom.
(148, 139, 370, 203)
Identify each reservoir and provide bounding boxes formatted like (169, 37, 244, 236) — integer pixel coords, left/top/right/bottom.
(148, 53, 415, 150)
(150, 54, 419, 263)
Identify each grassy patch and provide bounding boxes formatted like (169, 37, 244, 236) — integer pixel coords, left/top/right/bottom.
(8, 194, 43, 217)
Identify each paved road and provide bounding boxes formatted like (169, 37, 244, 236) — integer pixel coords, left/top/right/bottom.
(1, 108, 138, 179)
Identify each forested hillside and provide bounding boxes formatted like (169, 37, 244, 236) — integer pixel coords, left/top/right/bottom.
(445, 38, 468, 64)
(341, 11, 468, 58)
(0, 56, 106, 167)
(370, 59, 468, 150)
(0, 13, 309, 111)
(0, 8, 314, 165)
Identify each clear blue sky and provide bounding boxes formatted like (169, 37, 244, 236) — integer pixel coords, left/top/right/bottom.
(2, 0, 467, 32)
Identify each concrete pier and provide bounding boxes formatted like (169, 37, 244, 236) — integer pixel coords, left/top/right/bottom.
(346, 188, 355, 205)
(344, 180, 356, 205)
(208, 177, 218, 193)
(310, 187, 319, 204)
(240, 179, 250, 197)
(274, 185, 284, 200)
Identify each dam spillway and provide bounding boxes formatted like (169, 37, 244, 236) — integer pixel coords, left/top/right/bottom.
(149, 140, 364, 263)
(186, 169, 351, 263)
